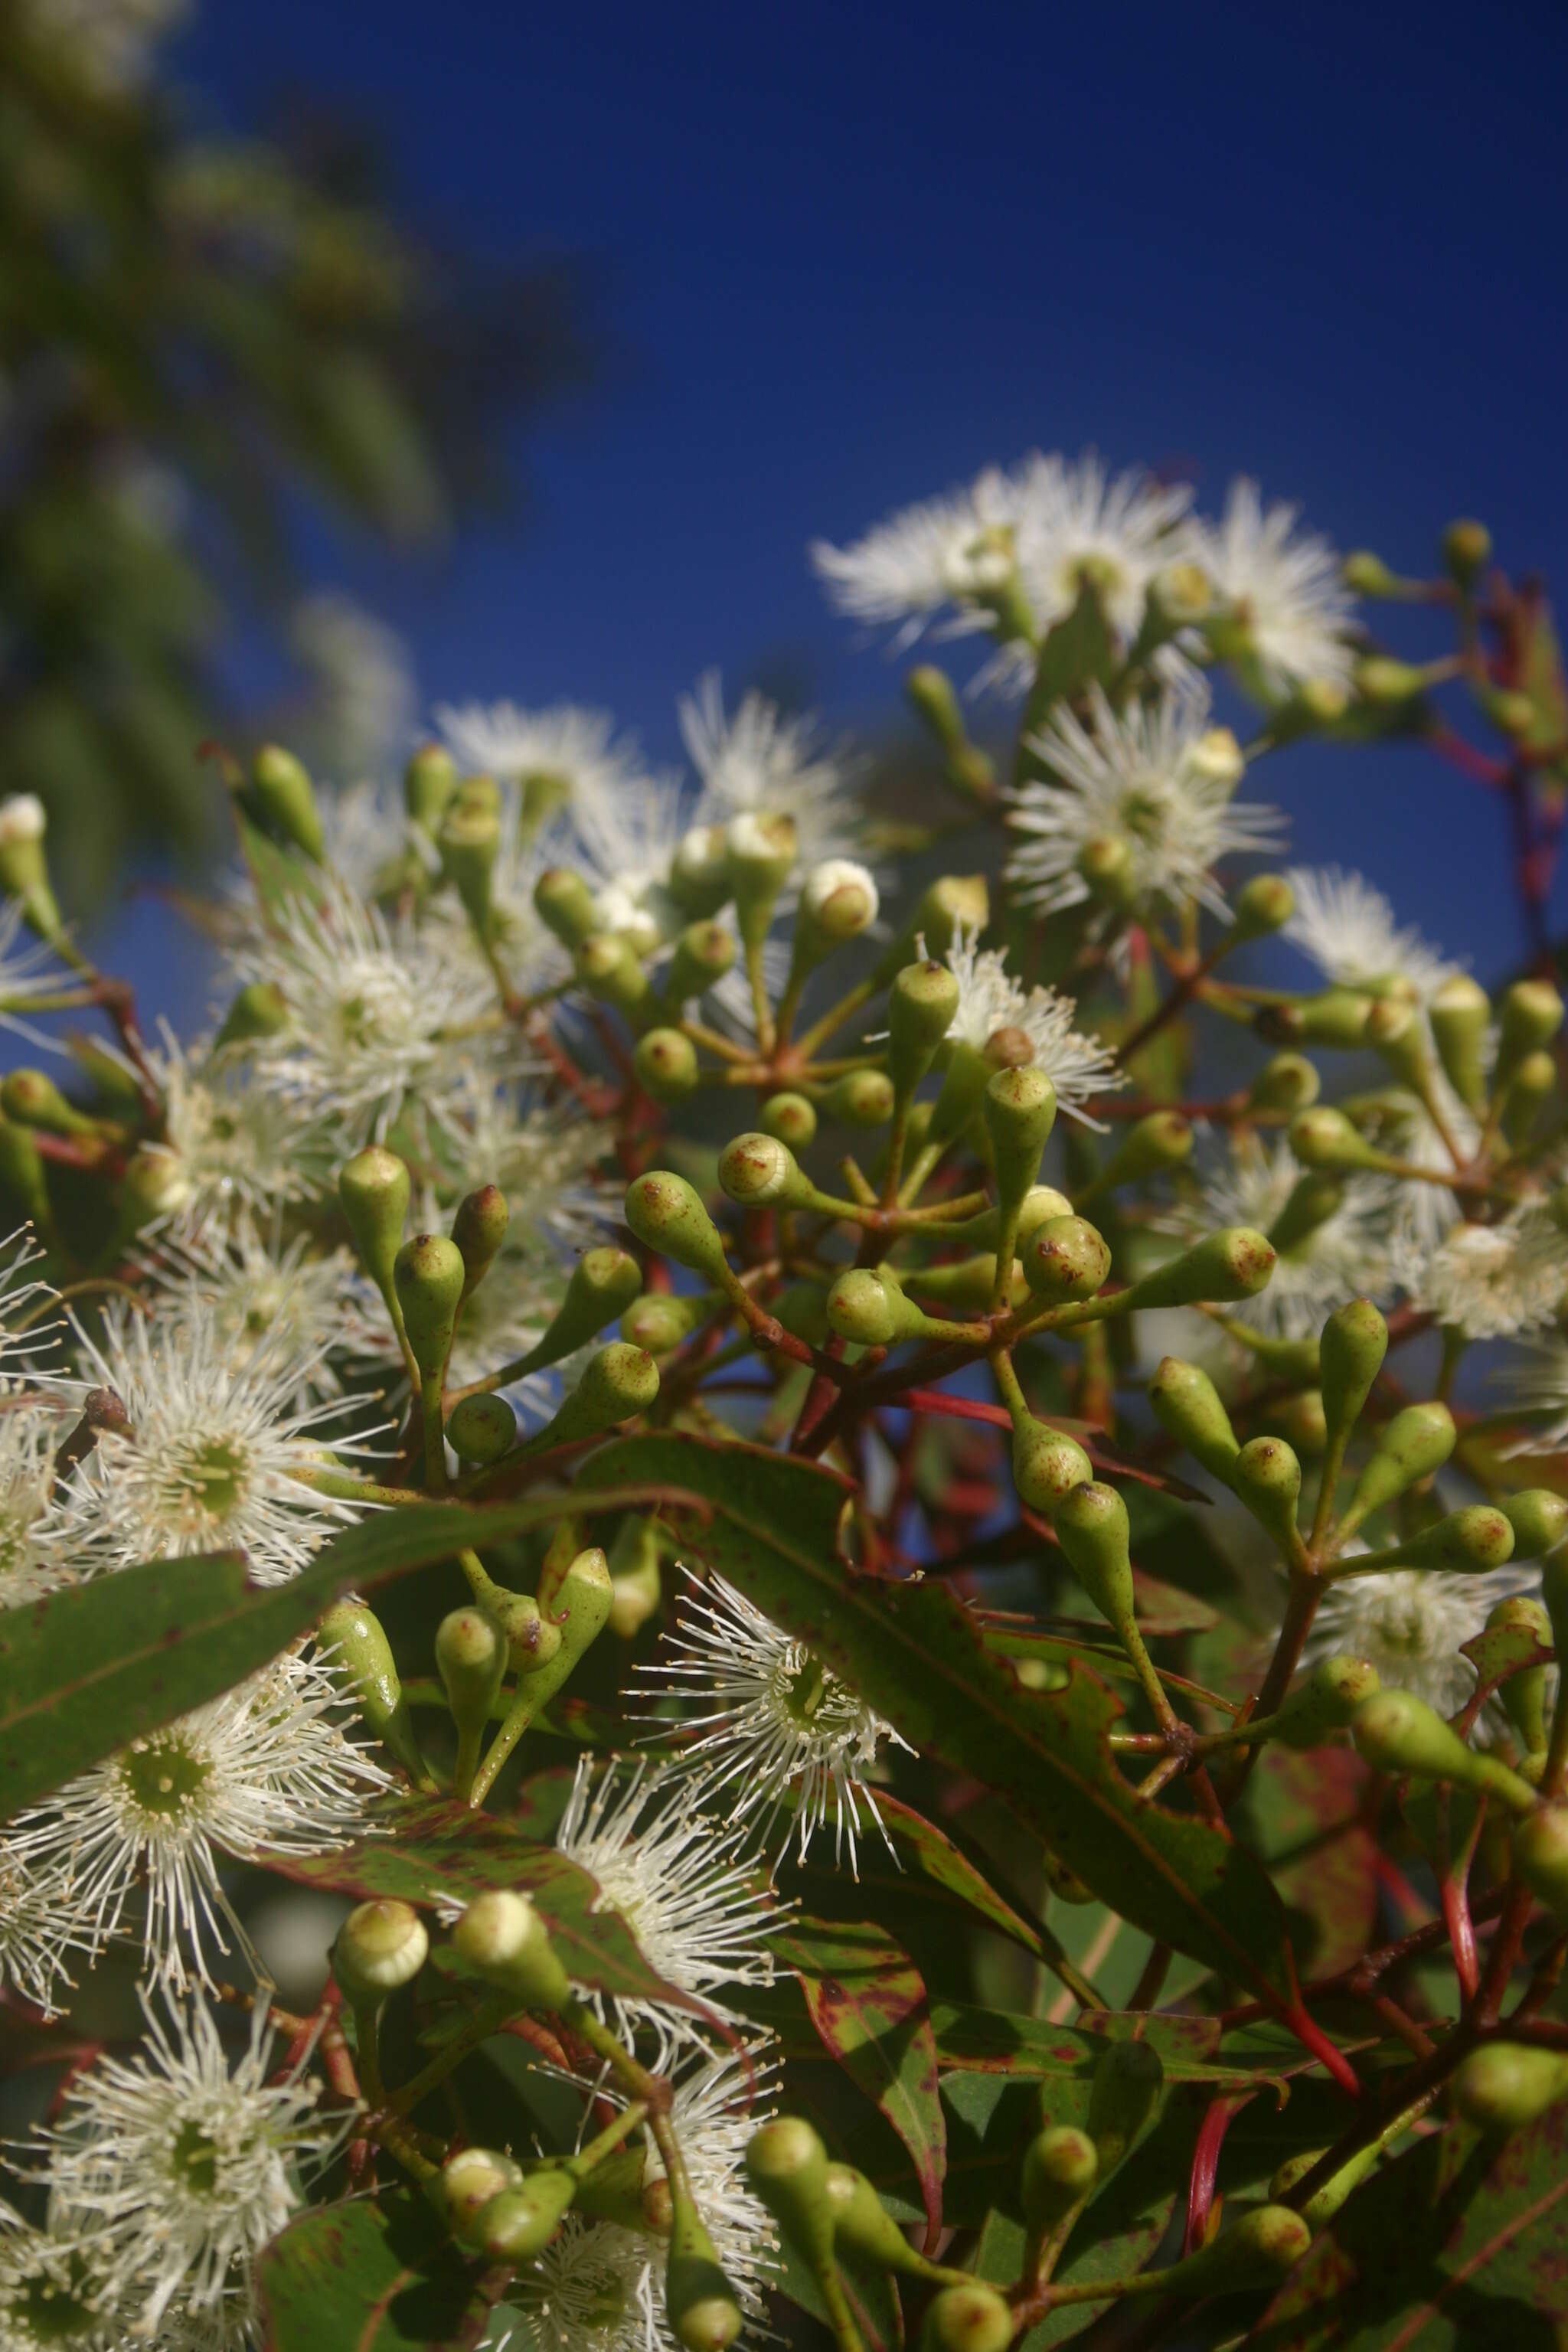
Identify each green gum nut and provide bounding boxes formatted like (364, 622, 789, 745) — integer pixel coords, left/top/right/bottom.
(1442, 518, 1491, 588)
(0, 1070, 99, 1138)
(436, 1606, 507, 1735)
(888, 959, 962, 1096)
(635, 1027, 700, 1102)
(443, 2146, 524, 2239)
(745, 2119, 834, 2269)
(487, 1589, 564, 1674)
(393, 1234, 466, 1383)
(0, 795, 64, 940)
(1247, 1051, 1321, 1114)
(920, 2283, 1014, 2352)
(1258, 990, 1374, 1050)
(665, 919, 736, 1004)
(1288, 1106, 1384, 1171)
(823, 2163, 927, 2274)
(453, 1889, 573, 2010)
(1232, 1436, 1303, 1552)
(404, 743, 458, 835)
(1084, 1110, 1193, 1197)
(1386, 1505, 1514, 1572)
(318, 1600, 428, 1782)
(534, 867, 599, 949)
(726, 811, 798, 955)
(1122, 1227, 1276, 1312)
(439, 799, 501, 931)
(1148, 1357, 1240, 1485)
(667, 2197, 746, 2352)
(1351, 1690, 1537, 1815)
(773, 1280, 831, 1344)
(1504, 1490, 1568, 1560)
(1053, 1481, 1135, 1635)
(333, 1898, 429, 2007)
(1357, 654, 1426, 705)
(625, 1171, 733, 1287)
(1342, 1400, 1455, 1530)
(1085, 2038, 1164, 2175)
(1319, 1296, 1388, 1452)
(577, 932, 653, 1021)
(607, 1514, 663, 1638)
(1269, 2141, 1380, 2228)
(669, 823, 730, 916)
(214, 980, 289, 1048)
(1504, 1048, 1556, 1142)
(446, 1393, 517, 1466)
(477, 2172, 577, 2260)
(1231, 873, 1296, 940)
(906, 668, 995, 799)
(338, 1145, 410, 1298)
(761, 1091, 818, 1149)
(717, 1132, 809, 1210)
(1490, 1596, 1553, 1756)
(1272, 1655, 1382, 1747)
(452, 1184, 510, 1298)
(1429, 975, 1491, 1114)
(953, 1186, 1073, 1251)
(871, 872, 989, 983)
(248, 743, 324, 861)
(983, 1065, 1057, 1211)
(825, 1067, 895, 1126)
(1155, 2207, 1311, 2297)
(545, 1248, 645, 1363)
(1451, 2042, 1568, 2133)
(1012, 1422, 1094, 1520)
(544, 1343, 659, 1443)
(1342, 549, 1404, 596)
(1268, 1171, 1345, 1255)
(826, 1266, 920, 1348)
(622, 1291, 715, 1351)
(913, 1252, 1021, 1310)
(1513, 1802, 1568, 1921)
(1020, 2125, 1099, 2230)
(1496, 978, 1565, 1092)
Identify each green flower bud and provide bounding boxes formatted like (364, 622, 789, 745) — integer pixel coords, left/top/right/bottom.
(1498, 978, 1564, 1080)
(453, 1889, 572, 2010)
(1319, 1296, 1387, 1459)
(622, 1291, 715, 1351)
(946, 1187, 1075, 1250)
(825, 1266, 933, 1348)
(1, 1070, 101, 1140)
(452, 1184, 510, 1300)
(1020, 2125, 1099, 2230)
(1452, 2042, 1568, 2134)
(478, 2171, 578, 2259)
(442, 2146, 524, 2239)
(1012, 1423, 1094, 1520)
(1375, 1504, 1515, 1573)
(333, 1898, 429, 2007)
(668, 2194, 746, 2352)
(439, 797, 501, 934)
(1230, 1436, 1302, 1555)
(665, 920, 736, 1006)
(913, 1252, 1024, 1311)
(1017, 1214, 1111, 1305)
(1248, 1051, 1321, 1114)
(1121, 1227, 1276, 1312)
(718, 1132, 808, 1210)
(745, 2119, 833, 2269)
(318, 1600, 428, 1783)
(773, 1280, 831, 1344)
(625, 1171, 733, 1288)
(446, 1393, 518, 1466)
(1486, 686, 1540, 739)
(0, 796, 64, 942)
(606, 1514, 663, 1638)
(920, 2282, 1014, 2352)
(1148, 1357, 1240, 1485)
(1231, 874, 1296, 939)
(1148, 2207, 1311, 2298)
(1288, 1106, 1385, 1171)
(518, 1247, 645, 1377)
(536, 1344, 659, 1446)
(871, 874, 989, 985)
(577, 932, 654, 1022)
(1503, 1490, 1568, 1560)
(1428, 975, 1491, 1114)
(797, 861, 879, 959)
(486, 1588, 564, 1674)
(1080, 1111, 1193, 1201)
(1489, 1596, 1553, 1756)
(1259, 991, 1374, 1050)
(1054, 1481, 1137, 1640)
(0, 1112, 49, 1234)
(1341, 1400, 1455, 1535)
(394, 1234, 466, 1386)
(1271, 1655, 1383, 1749)
(760, 1092, 818, 1149)
(727, 812, 797, 954)
(214, 980, 289, 1048)
(248, 744, 324, 861)
(823, 2163, 929, 2275)
(1342, 549, 1406, 598)
(1276, 1389, 1328, 1455)
(1268, 1171, 1347, 1256)
(1351, 1690, 1537, 1815)
(534, 867, 600, 950)
(1085, 2038, 1164, 2175)
(668, 823, 731, 917)
(983, 1066, 1057, 1213)
(338, 1145, 410, 1302)
(824, 1068, 895, 1126)
(1504, 1047, 1556, 1143)
(1442, 518, 1491, 589)
(1076, 833, 1138, 911)
(436, 1605, 507, 1742)
(635, 1027, 701, 1102)
(1357, 655, 1426, 706)
(889, 959, 962, 1097)
(404, 743, 458, 835)
(906, 666, 996, 802)
(1269, 2141, 1380, 2228)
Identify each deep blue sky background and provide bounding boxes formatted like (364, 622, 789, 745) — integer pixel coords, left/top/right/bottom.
(116, 0, 1568, 1004)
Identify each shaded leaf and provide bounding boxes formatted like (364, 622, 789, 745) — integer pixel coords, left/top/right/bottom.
(1246, 1744, 1379, 1978)
(874, 1790, 1072, 1971)
(931, 2003, 1227, 2085)
(260, 2191, 499, 2350)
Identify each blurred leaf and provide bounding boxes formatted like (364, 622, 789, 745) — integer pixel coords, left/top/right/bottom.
(260, 2190, 499, 2350)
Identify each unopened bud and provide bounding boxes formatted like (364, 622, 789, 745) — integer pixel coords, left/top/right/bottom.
(439, 796, 501, 933)
(718, 1132, 805, 1210)
(1151, 2207, 1310, 2298)
(1054, 1481, 1137, 1641)
(889, 960, 961, 1096)
(727, 812, 797, 952)
(1012, 1422, 1094, 1519)
(1077, 833, 1138, 911)
(214, 980, 289, 1048)
(577, 932, 653, 1021)
(452, 1184, 510, 1299)
(823, 2163, 929, 2275)
(1122, 1227, 1276, 1312)
(478, 2171, 577, 2259)
(1352, 1690, 1537, 1815)
(454, 1889, 572, 2010)
(635, 1027, 700, 1102)
(318, 1600, 428, 1783)
(1232, 1436, 1302, 1554)
(1271, 1655, 1382, 1748)
(534, 867, 600, 950)
(394, 1234, 466, 1384)
(1342, 549, 1406, 598)
(521, 1248, 645, 1377)
(668, 2199, 745, 2352)
(1452, 2041, 1568, 2134)
(446, 1393, 518, 1466)
(1080, 1112, 1193, 1201)
(1429, 975, 1491, 1113)
(1503, 1490, 1568, 1560)
(248, 744, 324, 861)
(1231, 874, 1295, 939)
(665, 920, 736, 1004)
(538, 1344, 659, 1446)
(436, 1606, 507, 1743)
(1248, 1051, 1321, 1114)
(1377, 1504, 1515, 1573)
(1258, 991, 1374, 1050)
(1356, 655, 1426, 706)
(1148, 1357, 1240, 1485)
(625, 1171, 733, 1288)
(1442, 518, 1491, 590)
(1490, 1596, 1553, 1756)
(1, 1071, 99, 1139)
(983, 1065, 1057, 1213)
(607, 1515, 663, 1638)
(443, 2146, 524, 2239)
(670, 825, 731, 916)
(920, 2283, 1014, 2352)
(800, 859, 879, 947)
(1319, 1297, 1387, 1457)
(1020, 2125, 1098, 2230)
(1021, 1214, 1110, 1305)
(826, 1266, 920, 1348)
(1341, 1400, 1455, 1534)
(760, 1092, 818, 1150)
(1289, 1106, 1385, 1171)
(0, 795, 64, 941)
(333, 1898, 428, 2006)
(745, 2118, 833, 2268)
(487, 1588, 564, 1674)
(405, 743, 458, 835)
(825, 1067, 895, 1126)
(1269, 2142, 1380, 2228)
(339, 1146, 410, 1302)
(1497, 979, 1564, 1093)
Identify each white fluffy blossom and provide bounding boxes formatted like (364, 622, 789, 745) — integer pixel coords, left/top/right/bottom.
(1008, 681, 1282, 924)
(1308, 1553, 1540, 1736)
(137, 1215, 381, 1407)
(0, 899, 79, 1051)
(641, 1570, 910, 1874)
(1404, 1212, 1568, 1341)
(431, 1083, 615, 1253)
(0, 1402, 75, 1605)
(434, 701, 648, 814)
(1284, 867, 1458, 1006)
(1010, 450, 1194, 648)
(141, 1027, 331, 1220)
(11, 1648, 390, 1990)
(27, 1992, 340, 2339)
(1499, 1334, 1568, 1454)
(938, 924, 1123, 1125)
(1188, 1138, 1394, 1337)
(810, 467, 1025, 651)
(1194, 479, 1357, 695)
(0, 1841, 99, 2014)
(681, 673, 866, 873)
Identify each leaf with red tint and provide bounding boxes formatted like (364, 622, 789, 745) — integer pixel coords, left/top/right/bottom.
(1246, 1743, 1379, 1979)
(260, 2191, 501, 2350)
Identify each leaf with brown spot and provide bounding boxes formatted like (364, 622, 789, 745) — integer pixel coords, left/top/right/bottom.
(260, 2192, 500, 2350)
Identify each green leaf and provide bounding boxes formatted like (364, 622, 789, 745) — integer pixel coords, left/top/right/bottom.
(874, 1790, 1076, 1973)
(1243, 2105, 1568, 2347)
(1244, 1743, 1379, 1979)
(582, 1436, 1302, 2017)
(0, 1491, 659, 1824)
(930, 2004, 1230, 2085)
(260, 2191, 499, 2350)
(772, 1914, 946, 2246)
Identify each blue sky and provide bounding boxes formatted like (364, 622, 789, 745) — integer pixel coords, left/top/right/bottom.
(119, 0, 1568, 1001)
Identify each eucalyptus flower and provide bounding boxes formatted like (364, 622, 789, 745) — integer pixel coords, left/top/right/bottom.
(939, 923, 1123, 1122)
(1284, 866, 1458, 1006)
(681, 672, 867, 874)
(1194, 477, 1358, 694)
(1187, 1136, 1394, 1338)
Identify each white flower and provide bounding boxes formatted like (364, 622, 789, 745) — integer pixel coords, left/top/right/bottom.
(143, 1026, 331, 1219)
(1406, 1213, 1568, 1341)
(0, 1228, 65, 1376)
(1194, 479, 1357, 695)
(0, 2210, 127, 2352)
(137, 1215, 382, 1407)
(1284, 867, 1458, 1006)
(0, 899, 77, 1051)
(317, 775, 426, 900)
(1307, 1554, 1540, 1736)
(439, 1247, 577, 1411)
(1011, 450, 1194, 647)
(430, 1084, 616, 1254)
(29, 1992, 340, 2339)
(508, 2044, 778, 2352)
(802, 858, 880, 931)
(58, 1298, 374, 1586)
(1499, 1334, 1568, 1454)
(937, 926, 1123, 1125)
(681, 674, 866, 873)
(433, 701, 647, 811)
(554, 1758, 780, 2060)
(0, 1841, 100, 2014)
(564, 767, 691, 956)
(1008, 681, 1283, 925)
(0, 1400, 74, 1604)
(11, 1648, 391, 1989)
(1187, 1138, 1394, 1338)
(810, 469, 1022, 651)
(640, 1570, 910, 1875)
